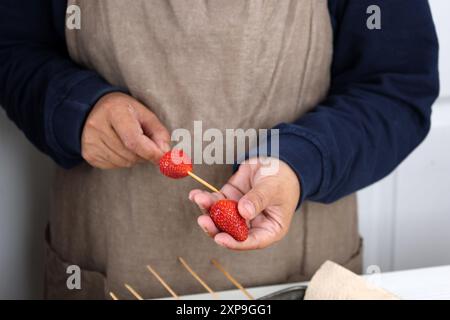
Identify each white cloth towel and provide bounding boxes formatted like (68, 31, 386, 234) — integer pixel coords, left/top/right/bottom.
(304, 261, 399, 300)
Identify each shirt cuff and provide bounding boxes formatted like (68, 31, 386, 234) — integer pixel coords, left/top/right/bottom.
(45, 72, 127, 168)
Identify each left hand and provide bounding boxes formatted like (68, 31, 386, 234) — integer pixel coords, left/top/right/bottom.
(189, 157, 300, 250)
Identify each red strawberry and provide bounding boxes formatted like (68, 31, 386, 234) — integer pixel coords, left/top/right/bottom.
(159, 149, 193, 179)
(209, 200, 249, 242)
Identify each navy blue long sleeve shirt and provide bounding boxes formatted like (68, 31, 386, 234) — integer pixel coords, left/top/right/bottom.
(0, 1, 439, 204)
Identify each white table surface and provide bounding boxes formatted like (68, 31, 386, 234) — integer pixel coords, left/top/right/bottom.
(171, 265, 450, 300)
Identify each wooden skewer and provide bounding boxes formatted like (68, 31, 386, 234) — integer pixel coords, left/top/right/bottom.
(178, 257, 219, 299)
(109, 292, 119, 300)
(124, 283, 144, 300)
(211, 259, 254, 300)
(146, 265, 180, 299)
(188, 171, 220, 193)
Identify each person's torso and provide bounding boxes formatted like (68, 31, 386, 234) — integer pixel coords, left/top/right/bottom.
(44, 0, 360, 300)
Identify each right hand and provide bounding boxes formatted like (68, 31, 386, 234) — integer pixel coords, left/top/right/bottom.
(81, 92, 171, 169)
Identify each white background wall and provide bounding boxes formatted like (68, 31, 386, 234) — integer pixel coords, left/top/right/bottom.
(0, 116, 52, 299)
(0, 0, 449, 299)
(358, 0, 450, 273)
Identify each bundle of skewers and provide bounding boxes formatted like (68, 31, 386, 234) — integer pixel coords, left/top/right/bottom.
(109, 258, 254, 300)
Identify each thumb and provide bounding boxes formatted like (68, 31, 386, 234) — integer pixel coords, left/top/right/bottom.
(238, 182, 274, 220)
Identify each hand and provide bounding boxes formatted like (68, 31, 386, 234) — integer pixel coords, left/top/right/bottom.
(189, 158, 301, 250)
(81, 92, 171, 169)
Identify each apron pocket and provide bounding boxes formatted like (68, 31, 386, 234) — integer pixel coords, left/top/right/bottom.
(44, 227, 106, 300)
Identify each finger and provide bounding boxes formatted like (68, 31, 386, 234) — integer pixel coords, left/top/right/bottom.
(191, 191, 223, 214)
(190, 180, 242, 204)
(197, 215, 220, 237)
(188, 189, 203, 202)
(216, 163, 254, 201)
(134, 103, 171, 152)
(89, 156, 118, 170)
(213, 229, 271, 251)
(83, 144, 119, 170)
(101, 126, 142, 163)
(238, 181, 275, 220)
(226, 164, 253, 194)
(220, 183, 245, 201)
(95, 161, 118, 170)
(86, 141, 129, 168)
(111, 105, 164, 163)
(99, 141, 133, 168)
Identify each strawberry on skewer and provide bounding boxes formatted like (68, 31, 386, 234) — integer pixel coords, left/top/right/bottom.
(159, 149, 220, 193)
(159, 149, 193, 179)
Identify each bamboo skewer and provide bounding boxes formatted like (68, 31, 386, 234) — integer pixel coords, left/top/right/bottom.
(124, 283, 144, 300)
(146, 265, 180, 299)
(211, 259, 254, 300)
(178, 257, 219, 299)
(109, 292, 119, 300)
(187, 171, 220, 193)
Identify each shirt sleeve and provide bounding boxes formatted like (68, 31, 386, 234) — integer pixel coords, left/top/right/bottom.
(258, 0, 439, 205)
(0, 0, 126, 168)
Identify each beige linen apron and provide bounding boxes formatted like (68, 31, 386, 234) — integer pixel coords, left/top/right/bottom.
(45, 0, 361, 299)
